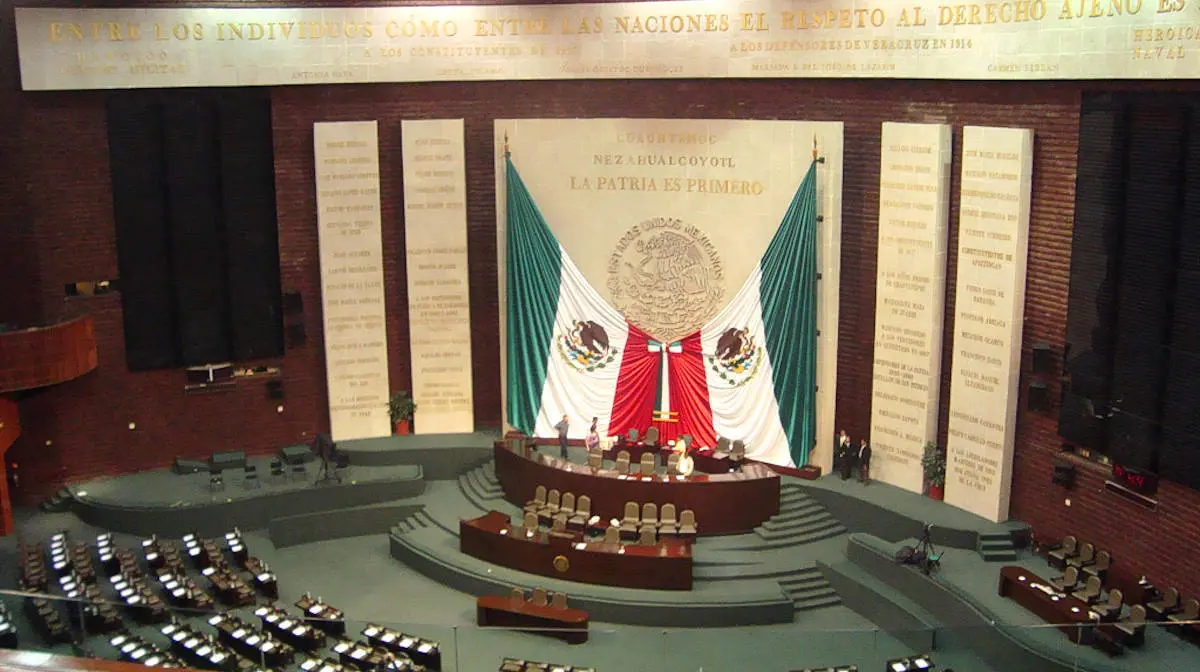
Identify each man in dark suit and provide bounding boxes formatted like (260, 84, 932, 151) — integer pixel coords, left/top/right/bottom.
(839, 430, 855, 480)
(834, 429, 850, 477)
(857, 438, 872, 485)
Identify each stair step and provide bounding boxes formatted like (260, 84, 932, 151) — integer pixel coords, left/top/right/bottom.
(783, 584, 838, 601)
(466, 468, 502, 499)
(773, 499, 824, 515)
(779, 571, 825, 587)
(793, 594, 843, 612)
(978, 531, 1014, 541)
(779, 490, 810, 504)
(979, 539, 1014, 550)
(755, 526, 847, 548)
(762, 509, 835, 530)
(981, 551, 1019, 562)
(756, 518, 844, 540)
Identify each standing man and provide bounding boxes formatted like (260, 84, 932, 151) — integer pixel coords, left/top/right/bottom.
(554, 414, 570, 460)
(839, 433, 856, 481)
(857, 438, 872, 485)
(835, 429, 851, 479)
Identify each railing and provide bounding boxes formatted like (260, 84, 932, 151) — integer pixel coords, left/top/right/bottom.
(0, 316, 98, 393)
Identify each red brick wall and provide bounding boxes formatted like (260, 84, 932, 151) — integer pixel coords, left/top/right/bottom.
(3, 0, 1200, 595)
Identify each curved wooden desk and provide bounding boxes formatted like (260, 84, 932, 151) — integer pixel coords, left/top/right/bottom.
(493, 442, 780, 534)
(476, 595, 589, 643)
(460, 510, 692, 590)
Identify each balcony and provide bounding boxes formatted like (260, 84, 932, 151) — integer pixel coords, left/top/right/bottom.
(0, 316, 98, 393)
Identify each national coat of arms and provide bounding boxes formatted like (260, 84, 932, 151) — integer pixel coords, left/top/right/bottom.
(557, 320, 617, 372)
(607, 217, 724, 343)
(707, 327, 762, 387)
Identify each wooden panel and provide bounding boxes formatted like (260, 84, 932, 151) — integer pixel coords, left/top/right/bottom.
(0, 317, 98, 393)
(492, 442, 778, 535)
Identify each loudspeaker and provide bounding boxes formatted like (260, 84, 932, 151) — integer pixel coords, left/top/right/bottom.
(1052, 462, 1077, 488)
(210, 450, 247, 471)
(280, 444, 315, 465)
(266, 380, 284, 400)
(1032, 343, 1057, 375)
(172, 457, 208, 474)
(286, 323, 307, 347)
(1028, 381, 1052, 413)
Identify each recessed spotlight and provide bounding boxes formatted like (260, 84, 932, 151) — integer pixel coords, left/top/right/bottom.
(276, 405, 284, 413)
(128, 422, 136, 430)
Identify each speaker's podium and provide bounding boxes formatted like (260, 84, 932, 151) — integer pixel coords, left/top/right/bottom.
(651, 409, 680, 445)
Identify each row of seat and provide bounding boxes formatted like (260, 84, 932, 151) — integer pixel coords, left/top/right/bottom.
(500, 658, 595, 672)
(512, 586, 570, 611)
(618, 501, 697, 540)
(1047, 536, 1112, 582)
(524, 487, 596, 530)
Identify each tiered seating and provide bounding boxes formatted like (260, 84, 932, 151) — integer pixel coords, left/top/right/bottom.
(183, 534, 225, 570)
(48, 532, 72, 577)
(142, 536, 186, 575)
(330, 638, 392, 670)
(208, 612, 296, 668)
(160, 620, 238, 670)
(1046, 535, 1114, 582)
(23, 595, 71, 644)
(361, 623, 441, 670)
(296, 594, 347, 636)
(243, 557, 279, 599)
(226, 529, 250, 565)
(68, 541, 96, 583)
(499, 658, 594, 672)
(201, 564, 256, 607)
(110, 569, 169, 623)
(525, 488, 600, 533)
(0, 600, 17, 649)
(20, 542, 48, 591)
(108, 630, 181, 667)
(254, 605, 327, 652)
(156, 570, 214, 610)
(299, 655, 350, 672)
(616, 501, 696, 541)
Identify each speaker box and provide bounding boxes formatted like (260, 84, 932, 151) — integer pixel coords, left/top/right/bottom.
(172, 457, 208, 474)
(1028, 381, 1052, 413)
(280, 444, 314, 465)
(1032, 343, 1057, 375)
(210, 450, 247, 471)
(266, 380, 284, 400)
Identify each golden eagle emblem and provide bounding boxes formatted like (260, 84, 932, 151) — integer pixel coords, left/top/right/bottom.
(557, 320, 618, 373)
(707, 327, 762, 387)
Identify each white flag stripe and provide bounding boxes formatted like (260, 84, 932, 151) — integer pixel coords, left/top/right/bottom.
(701, 266, 794, 467)
(534, 244, 630, 440)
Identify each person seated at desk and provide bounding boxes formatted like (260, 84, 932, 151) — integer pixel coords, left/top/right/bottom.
(677, 445, 694, 477)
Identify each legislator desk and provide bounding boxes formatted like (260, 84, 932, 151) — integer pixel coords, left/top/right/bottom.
(460, 510, 692, 590)
(602, 440, 661, 465)
(493, 442, 779, 535)
(998, 565, 1100, 644)
(476, 594, 589, 644)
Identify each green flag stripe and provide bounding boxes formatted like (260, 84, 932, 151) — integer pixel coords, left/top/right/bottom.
(505, 156, 563, 434)
(759, 162, 819, 466)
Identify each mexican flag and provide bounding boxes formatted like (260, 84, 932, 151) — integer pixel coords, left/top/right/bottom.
(505, 155, 818, 467)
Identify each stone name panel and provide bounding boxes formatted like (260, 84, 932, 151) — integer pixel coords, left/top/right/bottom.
(401, 119, 475, 434)
(15, 2, 1200, 90)
(945, 126, 1034, 523)
(869, 122, 952, 494)
(314, 121, 392, 442)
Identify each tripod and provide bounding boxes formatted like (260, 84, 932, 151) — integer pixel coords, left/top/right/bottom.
(896, 524, 942, 575)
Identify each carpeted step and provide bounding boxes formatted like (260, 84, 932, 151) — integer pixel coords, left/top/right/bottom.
(979, 539, 1013, 551)
(465, 466, 503, 500)
(978, 531, 1014, 542)
(39, 488, 74, 513)
(760, 507, 832, 530)
(751, 525, 848, 549)
(779, 490, 810, 506)
(456, 469, 502, 512)
(977, 534, 1018, 562)
(980, 551, 1020, 562)
(793, 593, 843, 611)
(755, 517, 844, 541)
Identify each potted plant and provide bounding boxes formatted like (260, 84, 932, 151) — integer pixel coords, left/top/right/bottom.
(388, 391, 416, 435)
(922, 441, 946, 501)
